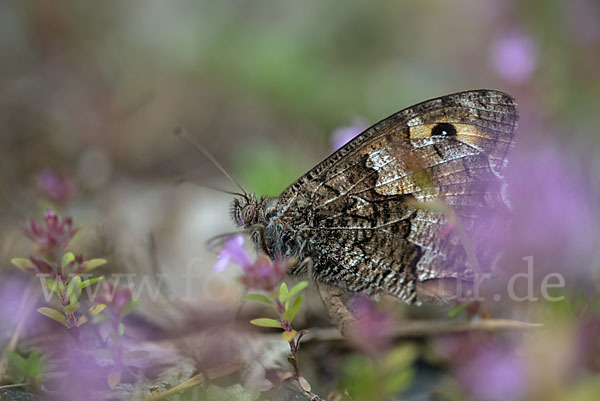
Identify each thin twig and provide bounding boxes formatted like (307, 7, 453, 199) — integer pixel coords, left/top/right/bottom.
(0, 383, 27, 389)
(303, 318, 542, 342)
(136, 361, 243, 401)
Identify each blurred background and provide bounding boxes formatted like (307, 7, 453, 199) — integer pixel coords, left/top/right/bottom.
(1, 1, 600, 400)
(1, 0, 599, 263)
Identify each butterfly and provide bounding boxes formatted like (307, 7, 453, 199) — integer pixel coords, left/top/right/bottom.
(230, 90, 517, 304)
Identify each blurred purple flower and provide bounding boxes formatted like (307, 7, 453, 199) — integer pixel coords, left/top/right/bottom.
(214, 234, 252, 272)
(499, 144, 600, 284)
(457, 343, 527, 401)
(331, 118, 369, 151)
(48, 345, 113, 400)
(566, 0, 600, 45)
(99, 280, 134, 314)
(37, 168, 76, 205)
(490, 33, 536, 84)
(346, 296, 393, 356)
(23, 210, 79, 258)
(240, 254, 289, 292)
(215, 234, 289, 291)
(0, 276, 40, 335)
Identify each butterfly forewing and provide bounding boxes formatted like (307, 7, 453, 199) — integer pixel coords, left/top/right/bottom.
(275, 90, 517, 302)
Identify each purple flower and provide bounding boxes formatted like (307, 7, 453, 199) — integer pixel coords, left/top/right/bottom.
(214, 235, 290, 291)
(346, 296, 393, 356)
(239, 254, 289, 292)
(37, 168, 76, 205)
(456, 343, 527, 401)
(28, 256, 55, 275)
(490, 33, 536, 84)
(23, 210, 79, 258)
(331, 118, 369, 151)
(99, 280, 134, 314)
(498, 144, 600, 284)
(0, 276, 42, 332)
(214, 234, 252, 272)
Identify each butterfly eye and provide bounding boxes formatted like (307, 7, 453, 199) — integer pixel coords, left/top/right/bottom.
(431, 123, 457, 137)
(242, 204, 256, 225)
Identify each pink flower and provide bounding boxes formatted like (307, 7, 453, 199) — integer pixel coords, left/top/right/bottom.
(215, 235, 290, 292)
(37, 168, 76, 205)
(346, 296, 393, 356)
(214, 234, 252, 272)
(239, 254, 289, 292)
(99, 280, 134, 314)
(23, 210, 79, 256)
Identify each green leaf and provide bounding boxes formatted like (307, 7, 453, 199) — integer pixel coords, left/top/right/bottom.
(283, 296, 303, 323)
(82, 258, 107, 273)
(78, 276, 104, 289)
(382, 345, 418, 372)
(107, 370, 121, 389)
(120, 299, 139, 317)
(383, 369, 414, 395)
(250, 318, 283, 328)
(282, 329, 297, 342)
(37, 307, 69, 327)
(89, 304, 106, 316)
(11, 258, 35, 273)
(66, 276, 82, 299)
(69, 287, 81, 307)
(65, 302, 79, 313)
(278, 282, 289, 303)
(76, 315, 88, 327)
(45, 279, 63, 296)
(6, 351, 28, 374)
(448, 302, 468, 318)
(61, 252, 75, 274)
(287, 281, 309, 300)
(118, 323, 125, 336)
(78, 304, 106, 326)
(244, 293, 274, 306)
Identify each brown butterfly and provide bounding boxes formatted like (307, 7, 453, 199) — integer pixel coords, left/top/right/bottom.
(231, 90, 517, 304)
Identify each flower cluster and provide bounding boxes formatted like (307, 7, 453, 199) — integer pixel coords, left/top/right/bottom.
(215, 235, 310, 381)
(23, 210, 79, 261)
(12, 209, 106, 329)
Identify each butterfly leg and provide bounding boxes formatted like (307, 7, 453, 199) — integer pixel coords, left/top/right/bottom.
(315, 280, 356, 336)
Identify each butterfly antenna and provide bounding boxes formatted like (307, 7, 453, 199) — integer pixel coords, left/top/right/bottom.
(206, 231, 244, 253)
(174, 126, 247, 196)
(175, 175, 246, 198)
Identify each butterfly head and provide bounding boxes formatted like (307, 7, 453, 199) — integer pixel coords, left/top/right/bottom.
(231, 193, 265, 228)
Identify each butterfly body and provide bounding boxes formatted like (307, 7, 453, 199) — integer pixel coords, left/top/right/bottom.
(232, 90, 517, 303)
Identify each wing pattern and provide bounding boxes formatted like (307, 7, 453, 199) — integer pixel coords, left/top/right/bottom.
(275, 90, 517, 301)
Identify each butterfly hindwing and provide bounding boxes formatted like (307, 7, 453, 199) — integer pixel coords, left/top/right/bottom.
(276, 90, 517, 302)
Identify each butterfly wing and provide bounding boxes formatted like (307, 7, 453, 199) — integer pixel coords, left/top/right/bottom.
(277, 90, 517, 302)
